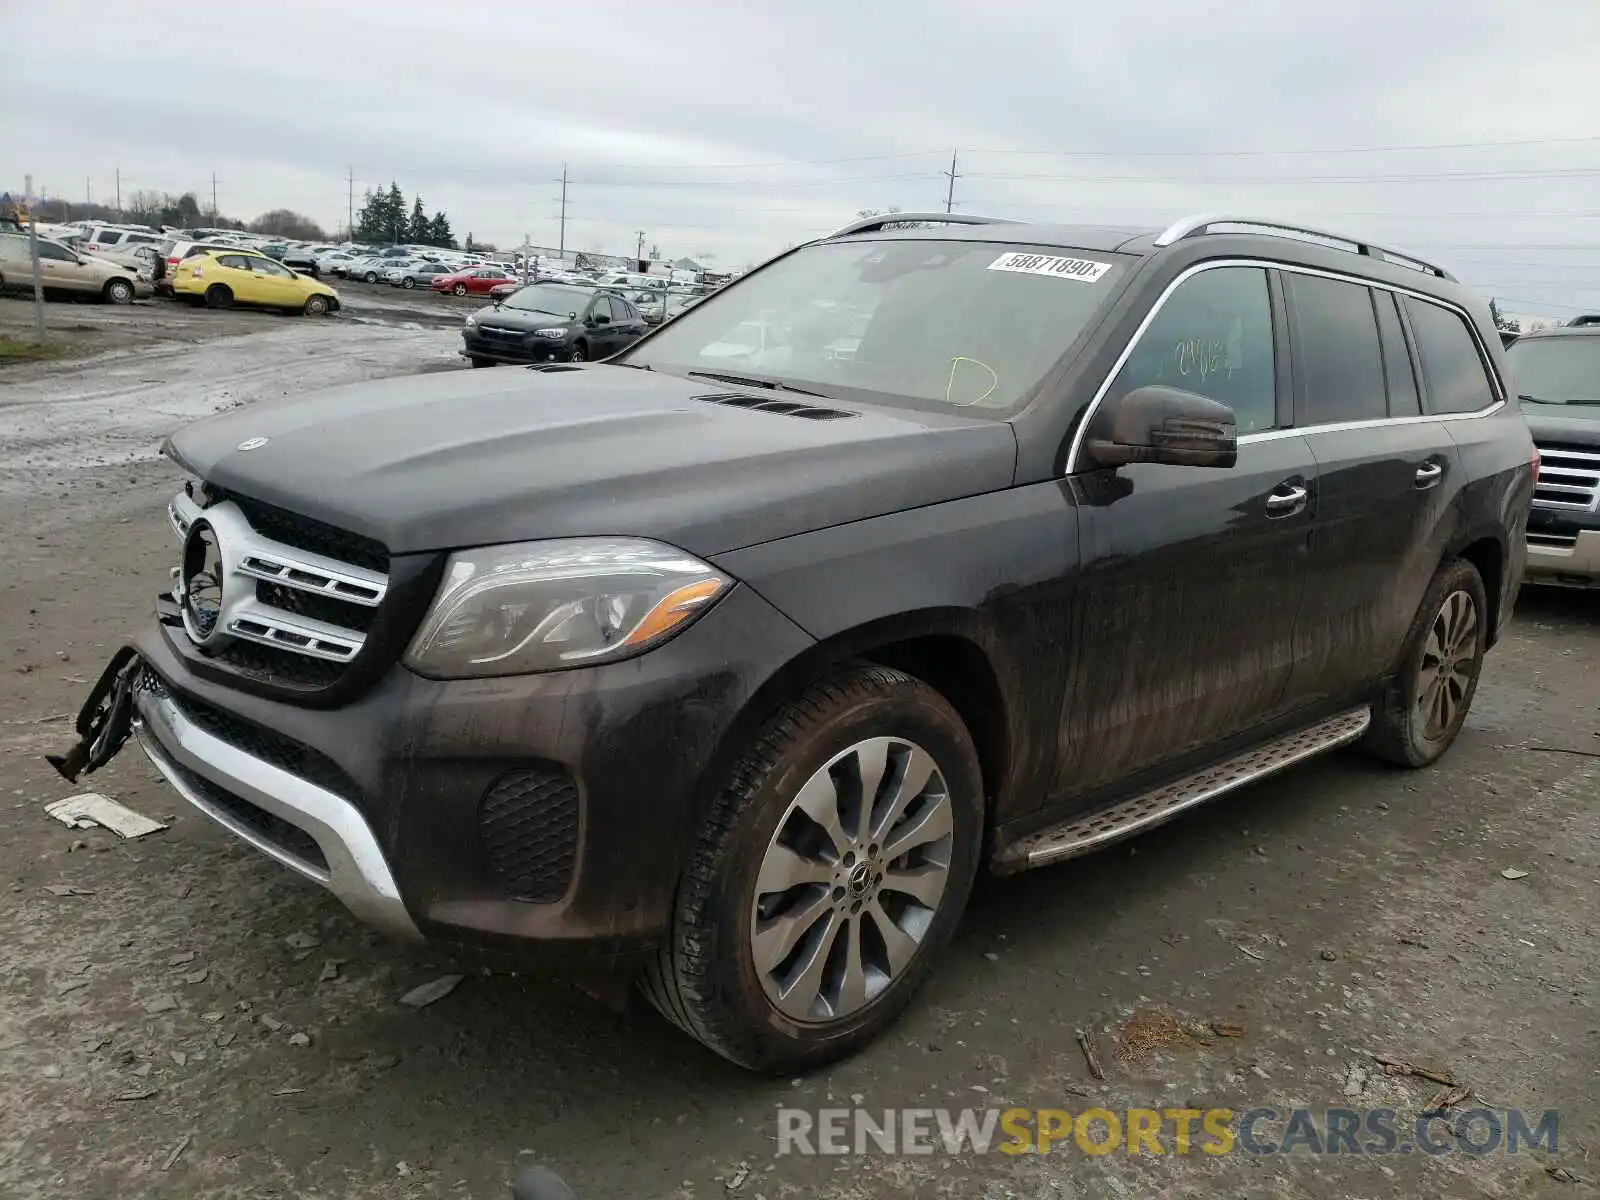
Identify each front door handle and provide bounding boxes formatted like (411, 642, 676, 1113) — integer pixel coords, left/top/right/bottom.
(1414, 461, 1444, 488)
(1265, 482, 1308, 518)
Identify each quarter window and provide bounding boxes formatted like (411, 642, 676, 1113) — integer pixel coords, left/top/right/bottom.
(1110, 265, 1277, 434)
(1374, 291, 1421, 417)
(1403, 298, 1497, 414)
(1288, 273, 1386, 425)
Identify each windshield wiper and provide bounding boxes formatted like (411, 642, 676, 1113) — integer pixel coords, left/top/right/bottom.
(687, 369, 829, 398)
(1518, 393, 1552, 404)
(614, 361, 652, 371)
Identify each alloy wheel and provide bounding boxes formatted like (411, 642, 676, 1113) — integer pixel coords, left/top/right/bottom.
(750, 736, 953, 1024)
(1416, 589, 1478, 740)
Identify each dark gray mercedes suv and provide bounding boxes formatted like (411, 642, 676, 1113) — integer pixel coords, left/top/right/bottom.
(54, 212, 1534, 1071)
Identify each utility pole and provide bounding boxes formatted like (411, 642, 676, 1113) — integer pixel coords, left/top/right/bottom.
(86, 177, 92, 210)
(521, 233, 531, 284)
(346, 167, 355, 240)
(636, 230, 646, 267)
(943, 149, 960, 214)
(24, 174, 44, 341)
(210, 172, 218, 223)
(557, 164, 568, 260)
(115, 167, 121, 218)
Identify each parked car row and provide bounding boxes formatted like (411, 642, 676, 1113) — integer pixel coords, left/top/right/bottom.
(0, 230, 154, 304)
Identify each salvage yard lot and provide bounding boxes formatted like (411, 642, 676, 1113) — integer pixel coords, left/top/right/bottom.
(0, 333, 1596, 1199)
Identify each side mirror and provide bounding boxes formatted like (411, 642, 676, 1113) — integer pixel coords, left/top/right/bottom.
(1082, 384, 1238, 469)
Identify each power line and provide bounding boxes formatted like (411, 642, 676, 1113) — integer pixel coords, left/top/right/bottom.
(962, 133, 1600, 158)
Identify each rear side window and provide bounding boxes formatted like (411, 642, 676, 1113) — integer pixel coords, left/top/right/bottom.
(1403, 298, 1497, 414)
(1288, 273, 1386, 425)
(217, 254, 252, 270)
(1374, 291, 1421, 416)
(1110, 265, 1278, 434)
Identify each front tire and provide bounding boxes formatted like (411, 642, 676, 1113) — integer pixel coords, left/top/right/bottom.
(642, 665, 983, 1071)
(469, 356, 495, 368)
(402, 277, 415, 289)
(568, 343, 586, 363)
(302, 295, 330, 316)
(364, 270, 379, 284)
(453, 283, 468, 297)
(1363, 559, 1488, 768)
(104, 279, 135, 305)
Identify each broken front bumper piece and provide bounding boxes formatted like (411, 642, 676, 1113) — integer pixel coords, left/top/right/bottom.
(48, 651, 420, 940)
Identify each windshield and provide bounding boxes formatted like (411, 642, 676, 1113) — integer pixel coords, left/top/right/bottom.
(1508, 336, 1600, 405)
(503, 283, 590, 316)
(621, 238, 1129, 411)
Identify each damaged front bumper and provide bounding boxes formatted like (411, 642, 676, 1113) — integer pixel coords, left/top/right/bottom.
(131, 671, 420, 939)
(50, 648, 420, 941)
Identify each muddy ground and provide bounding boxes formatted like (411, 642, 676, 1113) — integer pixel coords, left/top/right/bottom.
(0, 308, 1596, 1200)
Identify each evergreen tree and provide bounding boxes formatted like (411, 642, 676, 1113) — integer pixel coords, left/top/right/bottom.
(406, 195, 430, 243)
(427, 211, 455, 248)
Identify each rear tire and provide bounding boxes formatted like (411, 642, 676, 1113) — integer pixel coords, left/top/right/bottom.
(641, 665, 983, 1071)
(204, 285, 232, 310)
(1363, 558, 1488, 768)
(104, 279, 135, 305)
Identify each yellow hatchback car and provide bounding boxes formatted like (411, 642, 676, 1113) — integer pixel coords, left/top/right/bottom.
(172, 249, 340, 315)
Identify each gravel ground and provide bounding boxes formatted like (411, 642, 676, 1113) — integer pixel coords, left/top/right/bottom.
(0, 324, 1595, 1200)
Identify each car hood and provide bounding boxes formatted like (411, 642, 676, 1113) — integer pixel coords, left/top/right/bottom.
(1521, 401, 1600, 449)
(470, 306, 569, 332)
(165, 366, 1018, 557)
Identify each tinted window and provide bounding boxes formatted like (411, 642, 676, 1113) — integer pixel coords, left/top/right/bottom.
(1289, 274, 1386, 424)
(37, 241, 76, 261)
(1110, 265, 1277, 434)
(1374, 291, 1421, 416)
(1404, 298, 1496, 414)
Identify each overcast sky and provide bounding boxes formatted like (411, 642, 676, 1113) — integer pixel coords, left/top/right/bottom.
(3, 0, 1597, 315)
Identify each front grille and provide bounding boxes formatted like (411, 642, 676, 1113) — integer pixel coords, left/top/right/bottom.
(1532, 444, 1600, 512)
(476, 326, 526, 344)
(172, 486, 394, 693)
(213, 489, 389, 573)
(478, 765, 580, 903)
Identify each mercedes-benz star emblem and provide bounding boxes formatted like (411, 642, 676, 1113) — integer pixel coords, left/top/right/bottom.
(236, 436, 269, 451)
(178, 520, 226, 646)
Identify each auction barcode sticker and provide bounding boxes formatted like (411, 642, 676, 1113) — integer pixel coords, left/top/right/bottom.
(986, 252, 1111, 283)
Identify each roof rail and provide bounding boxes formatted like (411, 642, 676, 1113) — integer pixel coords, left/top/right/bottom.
(1152, 213, 1456, 281)
(826, 212, 1019, 239)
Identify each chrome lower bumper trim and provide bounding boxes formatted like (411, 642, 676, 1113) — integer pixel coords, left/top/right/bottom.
(132, 686, 421, 941)
(1525, 529, 1600, 586)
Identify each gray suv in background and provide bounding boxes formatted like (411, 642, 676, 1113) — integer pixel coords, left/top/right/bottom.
(1508, 318, 1600, 586)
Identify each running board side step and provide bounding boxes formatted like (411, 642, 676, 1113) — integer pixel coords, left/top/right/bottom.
(996, 707, 1372, 873)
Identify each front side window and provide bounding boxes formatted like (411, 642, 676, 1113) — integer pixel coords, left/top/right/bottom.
(1506, 336, 1600, 406)
(1404, 298, 1497, 414)
(251, 257, 295, 278)
(624, 238, 1130, 412)
(1288, 273, 1386, 425)
(1107, 265, 1277, 434)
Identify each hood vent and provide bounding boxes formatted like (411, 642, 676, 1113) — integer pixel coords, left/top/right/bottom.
(696, 392, 858, 421)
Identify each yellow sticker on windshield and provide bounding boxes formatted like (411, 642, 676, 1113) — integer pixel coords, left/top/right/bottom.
(986, 252, 1111, 283)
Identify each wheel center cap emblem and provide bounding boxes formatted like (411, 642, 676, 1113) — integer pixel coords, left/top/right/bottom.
(236, 436, 269, 451)
(848, 862, 873, 893)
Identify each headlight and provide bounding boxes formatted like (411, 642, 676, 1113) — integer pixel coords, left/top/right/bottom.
(404, 537, 732, 678)
(532, 327, 566, 340)
(464, 314, 477, 328)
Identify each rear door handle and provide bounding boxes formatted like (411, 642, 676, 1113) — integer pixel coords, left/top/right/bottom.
(1414, 461, 1444, 488)
(1265, 482, 1309, 518)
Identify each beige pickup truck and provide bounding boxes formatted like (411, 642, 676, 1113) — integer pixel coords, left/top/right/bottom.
(0, 231, 154, 304)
